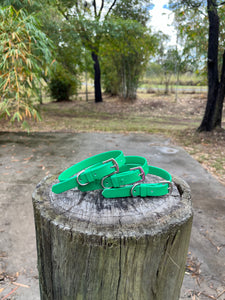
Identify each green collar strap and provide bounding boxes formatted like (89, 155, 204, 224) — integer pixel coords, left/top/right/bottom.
(102, 165, 172, 198)
(52, 150, 125, 194)
(78, 155, 148, 192)
(51, 151, 173, 199)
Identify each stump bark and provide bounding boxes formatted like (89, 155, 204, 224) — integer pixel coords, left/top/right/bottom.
(32, 174, 193, 300)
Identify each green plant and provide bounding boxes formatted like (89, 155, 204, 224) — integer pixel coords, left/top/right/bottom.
(101, 18, 157, 100)
(49, 64, 78, 101)
(49, 78, 70, 102)
(0, 5, 53, 124)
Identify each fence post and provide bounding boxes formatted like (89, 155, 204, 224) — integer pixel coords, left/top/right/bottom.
(32, 174, 192, 300)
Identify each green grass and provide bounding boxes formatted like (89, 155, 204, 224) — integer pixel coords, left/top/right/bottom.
(37, 93, 201, 133)
(1, 90, 225, 184)
(142, 73, 206, 86)
(139, 73, 207, 93)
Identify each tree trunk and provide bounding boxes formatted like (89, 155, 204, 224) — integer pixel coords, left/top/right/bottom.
(214, 50, 225, 127)
(32, 174, 193, 300)
(120, 61, 138, 100)
(92, 51, 103, 103)
(121, 60, 127, 99)
(198, 0, 221, 131)
(165, 81, 169, 95)
(126, 83, 137, 100)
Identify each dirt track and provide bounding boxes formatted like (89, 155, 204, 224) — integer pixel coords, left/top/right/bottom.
(0, 132, 225, 299)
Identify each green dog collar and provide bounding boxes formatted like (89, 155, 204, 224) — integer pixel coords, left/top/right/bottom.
(102, 165, 172, 198)
(78, 155, 148, 192)
(52, 150, 125, 194)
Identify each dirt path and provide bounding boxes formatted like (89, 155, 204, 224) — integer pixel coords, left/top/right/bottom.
(0, 132, 225, 300)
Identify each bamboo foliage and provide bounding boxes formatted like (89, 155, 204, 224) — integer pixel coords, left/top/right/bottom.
(0, 5, 53, 124)
(101, 19, 157, 100)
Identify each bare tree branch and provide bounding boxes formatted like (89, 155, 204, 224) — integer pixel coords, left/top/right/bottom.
(105, 0, 117, 19)
(217, 0, 225, 6)
(98, 0, 105, 18)
(93, 0, 97, 17)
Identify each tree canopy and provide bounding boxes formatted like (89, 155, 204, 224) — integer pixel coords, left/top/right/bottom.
(46, 0, 121, 103)
(41, 0, 154, 102)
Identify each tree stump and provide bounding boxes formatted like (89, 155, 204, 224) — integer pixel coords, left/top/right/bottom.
(32, 174, 193, 300)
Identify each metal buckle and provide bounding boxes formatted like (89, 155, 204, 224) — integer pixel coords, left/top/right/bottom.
(130, 166, 145, 182)
(101, 158, 119, 188)
(76, 169, 89, 186)
(130, 166, 145, 196)
(130, 182, 141, 197)
(160, 181, 173, 195)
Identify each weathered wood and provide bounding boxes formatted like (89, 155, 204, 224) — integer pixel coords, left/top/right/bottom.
(32, 174, 193, 300)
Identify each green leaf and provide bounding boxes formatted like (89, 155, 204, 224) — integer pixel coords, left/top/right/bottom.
(21, 120, 30, 133)
(0, 5, 53, 123)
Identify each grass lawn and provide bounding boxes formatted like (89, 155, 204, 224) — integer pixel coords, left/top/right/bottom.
(1, 90, 225, 185)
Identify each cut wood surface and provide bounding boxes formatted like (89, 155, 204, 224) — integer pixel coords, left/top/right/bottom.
(32, 174, 193, 300)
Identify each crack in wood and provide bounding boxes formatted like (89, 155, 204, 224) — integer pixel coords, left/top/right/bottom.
(116, 238, 122, 300)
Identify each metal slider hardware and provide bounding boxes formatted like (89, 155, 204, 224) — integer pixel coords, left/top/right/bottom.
(130, 181, 173, 197)
(101, 158, 119, 188)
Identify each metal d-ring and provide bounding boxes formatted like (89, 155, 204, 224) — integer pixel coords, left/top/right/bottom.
(101, 158, 119, 188)
(160, 181, 173, 195)
(130, 182, 141, 197)
(76, 169, 89, 186)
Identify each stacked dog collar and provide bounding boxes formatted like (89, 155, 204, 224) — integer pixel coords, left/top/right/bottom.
(52, 150, 173, 198)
